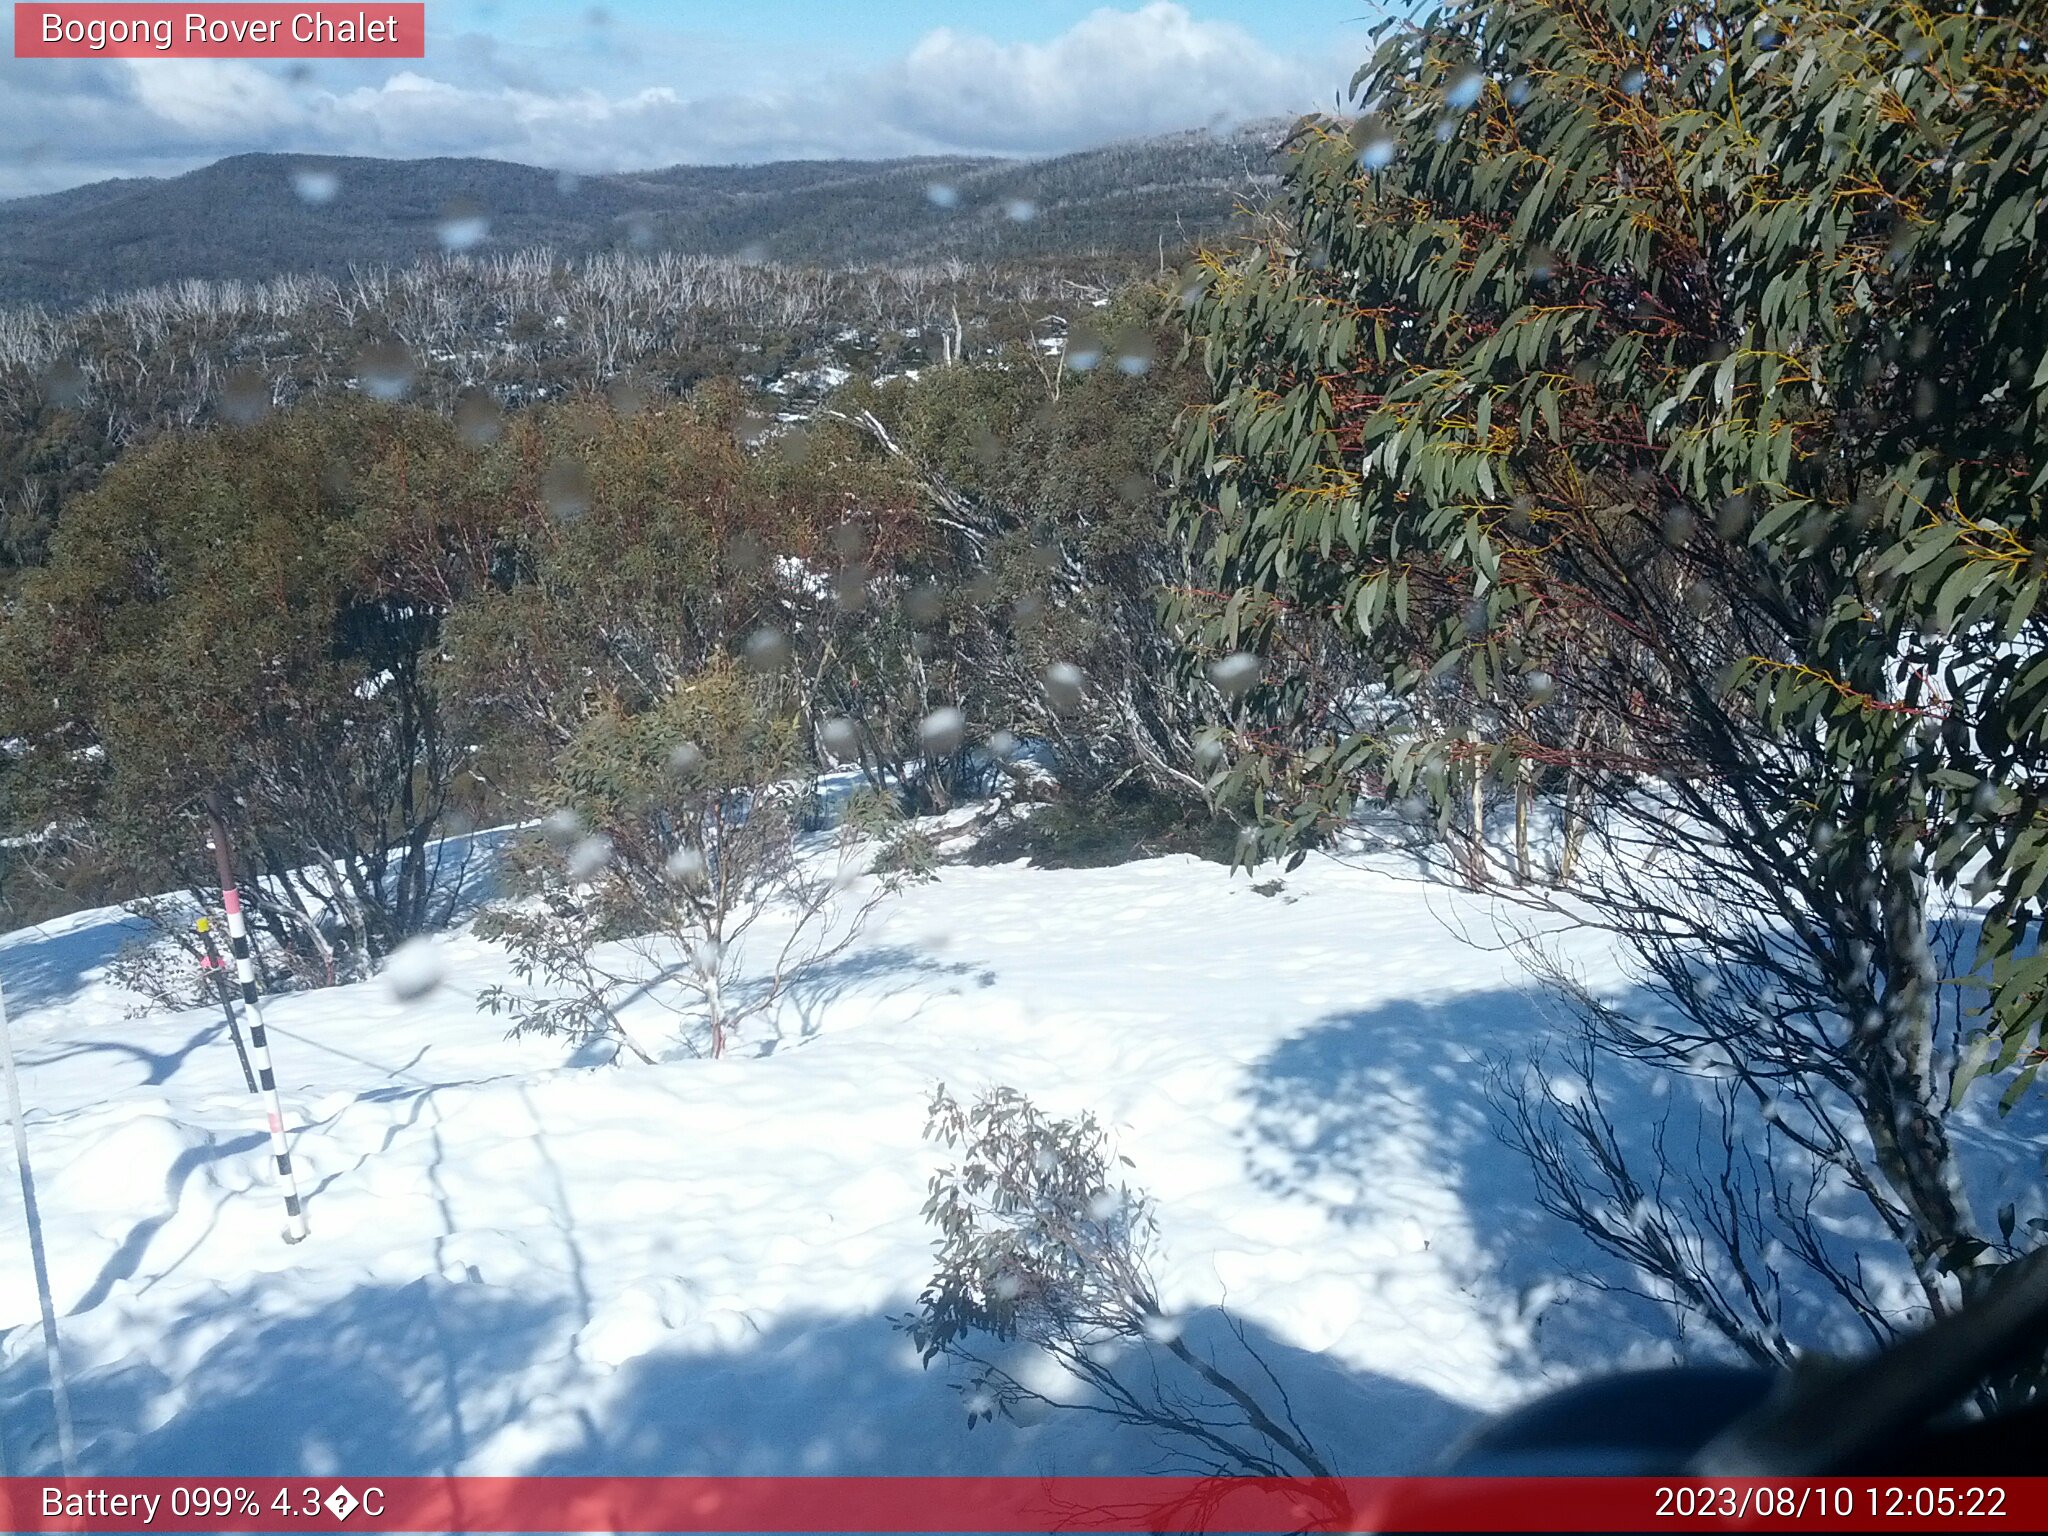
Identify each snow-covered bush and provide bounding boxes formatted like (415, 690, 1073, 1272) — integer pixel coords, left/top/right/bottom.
(907, 1084, 1334, 1478)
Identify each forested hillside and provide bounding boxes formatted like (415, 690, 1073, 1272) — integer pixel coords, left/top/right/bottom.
(0, 126, 1283, 309)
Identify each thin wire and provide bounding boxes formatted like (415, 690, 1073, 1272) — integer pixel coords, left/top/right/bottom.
(0, 971, 80, 1475)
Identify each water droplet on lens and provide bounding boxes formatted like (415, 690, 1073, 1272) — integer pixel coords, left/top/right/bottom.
(920, 706, 967, 755)
(567, 834, 614, 881)
(1064, 324, 1104, 372)
(830, 520, 868, 561)
(1005, 198, 1037, 222)
(744, 626, 791, 671)
(1208, 652, 1262, 701)
(668, 741, 705, 777)
(905, 583, 945, 626)
(665, 846, 708, 886)
(606, 374, 649, 416)
(1044, 662, 1086, 713)
(1352, 117, 1398, 169)
(820, 717, 860, 759)
(1114, 330, 1155, 376)
(384, 938, 445, 1003)
(1444, 65, 1485, 111)
(1141, 1311, 1184, 1343)
(543, 458, 593, 520)
(222, 366, 271, 426)
(437, 198, 489, 252)
(354, 341, 415, 402)
(1620, 67, 1647, 94)
(926, 183, 959, 209)
(38, 358, 87, 408)
(291, 166, 340, 205)
(834, 563, 869, 613)
(455, 388, 502, 445)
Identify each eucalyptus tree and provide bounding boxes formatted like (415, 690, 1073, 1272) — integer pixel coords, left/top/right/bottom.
(1173, 0, 2048, 1367)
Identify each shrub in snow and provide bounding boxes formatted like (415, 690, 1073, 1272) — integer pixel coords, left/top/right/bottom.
(906, 1084, 1334, 1479)
(477, 656, 923, 1060)
(106, 897, 214, 1016)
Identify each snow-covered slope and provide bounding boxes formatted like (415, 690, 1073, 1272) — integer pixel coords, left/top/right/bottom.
(0, 848, 2016, 1478)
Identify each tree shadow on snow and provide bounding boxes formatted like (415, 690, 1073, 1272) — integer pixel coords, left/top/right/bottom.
(525, 1305, 1473, 1477)
(1238, 922, 2046, 1387)
(1239, 991, 1690, 1385)
(681, 944, 993, 1060)
(0, 907, 150, 1014)
(763, 944, 995, 1052)
(0, 1276, 564, 1477)
(1, 1287, 1473, 1479)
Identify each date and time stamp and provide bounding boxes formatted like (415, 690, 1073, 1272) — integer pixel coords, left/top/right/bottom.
(1652, 1483, 2014, 1522)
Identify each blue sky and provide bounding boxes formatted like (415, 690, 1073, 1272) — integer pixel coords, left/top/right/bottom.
(2, 2, 1387, 198)
(441, 2, 1369, 61)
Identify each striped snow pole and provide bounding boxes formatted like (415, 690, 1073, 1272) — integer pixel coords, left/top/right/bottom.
(204, 810, 310, 1245)
(196, 917, 259, 1094)
(218, 885, 309, 1243)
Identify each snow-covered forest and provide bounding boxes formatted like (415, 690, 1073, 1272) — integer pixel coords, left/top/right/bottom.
(5, 0, 2048, 1487)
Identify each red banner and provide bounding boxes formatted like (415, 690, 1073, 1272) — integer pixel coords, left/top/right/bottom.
(1, 1476, 2044, 1532)
(12, 4, 424, 58)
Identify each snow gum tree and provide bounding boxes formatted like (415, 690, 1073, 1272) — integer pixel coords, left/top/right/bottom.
(821, 291, 1219, 815)
(0, 396, 502, 979)
(1171, 0, 2048, 1377)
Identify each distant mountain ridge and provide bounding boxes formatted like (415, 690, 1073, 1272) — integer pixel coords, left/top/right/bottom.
(0, 126, 1290, 309)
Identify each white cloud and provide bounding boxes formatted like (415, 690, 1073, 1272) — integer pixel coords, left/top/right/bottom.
(0, 3, 1340, 197)
(885, 3, 1315, 152)
(125, 59, 300, 134)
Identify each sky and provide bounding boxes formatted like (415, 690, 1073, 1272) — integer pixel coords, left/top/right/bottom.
(0, 2, 1388, 199)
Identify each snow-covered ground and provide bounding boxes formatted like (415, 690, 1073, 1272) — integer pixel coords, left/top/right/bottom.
(0, 845, 2036, 1478)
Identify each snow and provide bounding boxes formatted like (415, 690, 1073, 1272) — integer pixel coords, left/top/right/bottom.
(766, 364, 853, 397)
(0, 844, 2034, 1478)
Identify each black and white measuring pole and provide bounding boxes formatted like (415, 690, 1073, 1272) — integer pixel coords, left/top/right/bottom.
(195, 916, 259, 1094)
(206, 816, 310, 1244)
